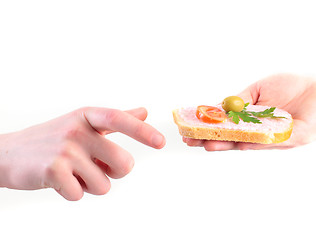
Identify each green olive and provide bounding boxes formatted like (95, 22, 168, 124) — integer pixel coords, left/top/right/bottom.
(222, 96, 245, 112)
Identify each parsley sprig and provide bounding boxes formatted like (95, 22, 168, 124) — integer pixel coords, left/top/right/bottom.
(227, 103, 286, 124)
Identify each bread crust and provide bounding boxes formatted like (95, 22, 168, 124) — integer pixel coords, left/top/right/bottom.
(173, 109, 294, 144)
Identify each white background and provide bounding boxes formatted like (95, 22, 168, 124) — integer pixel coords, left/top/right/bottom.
(1, 1, 316, 239)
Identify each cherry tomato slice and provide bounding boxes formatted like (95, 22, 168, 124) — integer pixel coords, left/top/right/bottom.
(196, 105, 227, 123)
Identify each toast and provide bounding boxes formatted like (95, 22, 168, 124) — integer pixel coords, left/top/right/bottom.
(173, 104, 293, 144)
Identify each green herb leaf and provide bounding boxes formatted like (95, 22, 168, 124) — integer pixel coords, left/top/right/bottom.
(228, 111, 240, 124)
(228, 110, 262, 124)
(227, 104, 286, 124)
(249, 107, 275, 117)
(249, 107, 286, 119)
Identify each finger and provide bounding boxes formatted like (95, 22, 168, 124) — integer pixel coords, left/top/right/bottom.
(103, 107, 148, 135)
(236, 142, 292, 150)
(125, 107, 148, 121)
(56, 174, 84, 201)
(237, 142, 267, 150)
(71, 151, 111, 195)
(203, 140, 237, 151)
(84, 107, 166, 149)
(236, 135, 296, 150)
(237, 82, 260, 105)
(89, 135, 135, 179)
(47, 161, 84, 201)
(183, 137, 204, 147)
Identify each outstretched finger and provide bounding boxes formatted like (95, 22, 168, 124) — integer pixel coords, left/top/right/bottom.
(83, 107, 166, 149)
(103, 107, 148, 135)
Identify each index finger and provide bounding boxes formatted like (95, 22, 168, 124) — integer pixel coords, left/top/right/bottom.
(83, 107, 166, 149)
(102, 107, 149, 135)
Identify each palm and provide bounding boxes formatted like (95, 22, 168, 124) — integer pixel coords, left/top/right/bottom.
(241, 74, 316, 148)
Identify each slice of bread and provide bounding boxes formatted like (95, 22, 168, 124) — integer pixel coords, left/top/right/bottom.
(173, 105, 293, 144)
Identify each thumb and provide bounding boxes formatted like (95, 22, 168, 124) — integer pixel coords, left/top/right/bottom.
(237, 82, 260, 105)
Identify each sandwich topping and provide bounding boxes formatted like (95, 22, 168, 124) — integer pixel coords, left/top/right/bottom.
(222, 96, 245, 112)
(227, 103, 286, 124)
(196, 105, 227, 123)
(196, 96, 287, 125)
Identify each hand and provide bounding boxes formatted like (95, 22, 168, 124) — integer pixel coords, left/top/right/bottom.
(0, 107, 165, 200)
(183, 73, 316, 151)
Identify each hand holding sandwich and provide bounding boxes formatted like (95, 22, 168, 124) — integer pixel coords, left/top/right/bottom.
(183, 73, 316, 151)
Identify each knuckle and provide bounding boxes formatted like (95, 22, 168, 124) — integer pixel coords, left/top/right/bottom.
(105, 109, 122, 125)
(44, 145, 80, 182)
(56, 141, 76, 159)
(44, 158, 67, 184)
(73, 106, 91, 116)
(62, 123, 86, 141)
(61, 108, 91, 141)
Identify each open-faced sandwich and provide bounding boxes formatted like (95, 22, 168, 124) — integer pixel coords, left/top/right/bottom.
(173, 96, 293, 144)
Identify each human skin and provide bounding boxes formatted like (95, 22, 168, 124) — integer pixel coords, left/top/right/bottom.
(183, 73, 316, 151)
(0, 107, 166, 200)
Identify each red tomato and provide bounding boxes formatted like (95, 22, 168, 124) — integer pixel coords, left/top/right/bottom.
(196, 105, 227, 123)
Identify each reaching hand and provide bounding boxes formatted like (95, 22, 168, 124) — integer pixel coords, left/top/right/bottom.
(183, 73, 316, 151)
(0, 107, 165, 200)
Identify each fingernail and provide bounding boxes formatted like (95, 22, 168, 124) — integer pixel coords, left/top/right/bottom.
(152, 134, 165, 148)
